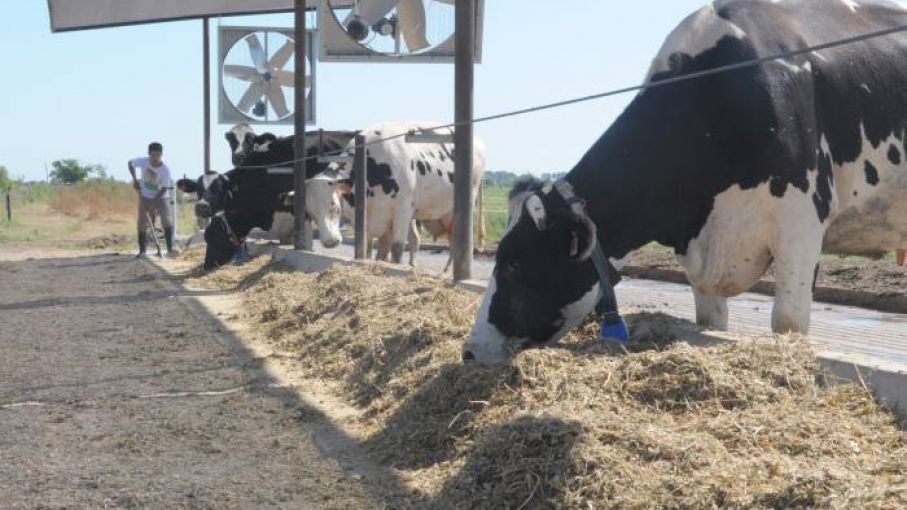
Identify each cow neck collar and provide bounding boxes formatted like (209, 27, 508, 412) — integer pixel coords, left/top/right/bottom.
(215, 211, 243, 248)
(552, 179, 621, 318)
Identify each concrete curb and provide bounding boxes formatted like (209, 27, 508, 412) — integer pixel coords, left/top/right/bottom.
(247, 244, 906, 424)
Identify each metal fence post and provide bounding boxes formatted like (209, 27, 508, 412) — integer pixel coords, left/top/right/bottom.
(293, 0, 311, 251)
(354, 134, 368, 259)
(453, 0, 476, 281)
(5, 192, 10, 222)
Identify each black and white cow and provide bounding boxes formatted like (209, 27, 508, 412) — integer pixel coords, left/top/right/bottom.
(464, 0, 907, 363)
(197, 130, 357, 269)
(329, 120, 486, 264)
(226, 124, 287, 167)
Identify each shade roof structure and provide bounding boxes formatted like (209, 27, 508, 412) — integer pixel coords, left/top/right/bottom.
(47, 0, 355, 32)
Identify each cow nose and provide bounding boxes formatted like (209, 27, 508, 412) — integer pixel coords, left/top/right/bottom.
(462, 350, 475, 362)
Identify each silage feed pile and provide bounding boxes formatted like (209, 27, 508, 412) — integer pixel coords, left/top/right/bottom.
(195, 260, 907, 509)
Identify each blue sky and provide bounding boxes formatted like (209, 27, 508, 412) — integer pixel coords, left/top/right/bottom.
(0, 0, 708, 182)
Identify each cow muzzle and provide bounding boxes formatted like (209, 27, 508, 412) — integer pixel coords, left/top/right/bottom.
(195, 201, 212, 219)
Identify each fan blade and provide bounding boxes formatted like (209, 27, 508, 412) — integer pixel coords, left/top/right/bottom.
(236, 80, 268, 113)
(223, 65, 261, 82)
(245, 34, 268, 73)
(267, 83, 289, 118)
(273, 69, 309, 89)
(269, 40, 295, 70)
(396, 0, 429, 52)
(343, 0, 401, 26)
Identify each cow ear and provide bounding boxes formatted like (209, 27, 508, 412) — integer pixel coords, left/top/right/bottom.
(524, 195, 547, 231)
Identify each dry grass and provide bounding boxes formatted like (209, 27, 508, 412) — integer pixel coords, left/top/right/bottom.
(50, 181, 136, 221)
(185, 257, 907, 509)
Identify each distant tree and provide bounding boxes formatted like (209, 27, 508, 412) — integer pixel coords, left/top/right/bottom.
(0, 165, 12, 192)
(50, 159, 102, 184)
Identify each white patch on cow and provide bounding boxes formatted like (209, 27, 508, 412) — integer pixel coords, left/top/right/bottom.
(552, 282, 601, 341)
(773, 59, 810, 74)
(253, 139, 273, 152)
(525, 195, 547, 230)
(824, 124, 907, 255)
(839, 0, 859, 12)
(646, 4, 747, 81)
(269, 211, 295, 244)
(463, 278, 514, 364)
(201, 173, 219, 189)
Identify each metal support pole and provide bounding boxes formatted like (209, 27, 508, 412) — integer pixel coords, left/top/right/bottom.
(293, 0, 311, 250)
(203, 17, 211, 174)
(353, 134, 368, 259)
(453, 0, 475, 281)
(5, 193, 10, 222)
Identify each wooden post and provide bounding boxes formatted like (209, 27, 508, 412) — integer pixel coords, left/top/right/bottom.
(293, 0, 311, 250)
(5, 192, 10, 222)
(353, 134, 368, 259)
(453, 0, 475, 281)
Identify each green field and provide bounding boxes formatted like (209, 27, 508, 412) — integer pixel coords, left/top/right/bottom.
(481, 184, 509, 242)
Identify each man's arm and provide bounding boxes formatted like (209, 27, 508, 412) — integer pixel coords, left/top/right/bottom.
(128, 160, 140, 191)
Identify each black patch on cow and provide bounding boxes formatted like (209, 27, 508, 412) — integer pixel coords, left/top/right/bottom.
(889, 144, 901, 165)
(447, 172, 455, 184)
(769, 176, 786, 198)
(374, 130, 381, 136)
(343, 193, 355, 208)
(437, 169, 443, 177)
(813, 150, 834, 222)
(439, 151, 446, 162)
(410, 161, 415, 172)
(416, 160, 427, 176)
(509, 177, 546, 199)
(864, 160, 880, 186)
(853, 190, 859, 196)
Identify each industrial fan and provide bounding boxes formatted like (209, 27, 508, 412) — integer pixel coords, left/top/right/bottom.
(218, 27, 315, 125)
(320, 0, 482, 62)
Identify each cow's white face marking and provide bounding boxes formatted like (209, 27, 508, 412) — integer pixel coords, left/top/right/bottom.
(525, 195, 547, 230)
(463, 278, 516, 364)
(228, 124, 255, 162)
(839, 0, 859, 13)
(646, 4, 747, 80)
(306, 173, 344, 249)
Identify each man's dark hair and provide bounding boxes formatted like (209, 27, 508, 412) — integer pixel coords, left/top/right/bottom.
(148, 142, 163, 153)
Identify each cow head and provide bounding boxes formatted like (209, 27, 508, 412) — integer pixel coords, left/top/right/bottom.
(277, 171, 349, 249)
(463, 179, 602, 364)
(195, 173, 233, 220)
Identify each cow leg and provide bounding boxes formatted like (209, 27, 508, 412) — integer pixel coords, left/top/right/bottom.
(692, 288, 728, 330)
(407, 220, 420, 266)
(375, 234, 390, 261)
(390, 205, 415, 264)
(770, 231, 823, 334)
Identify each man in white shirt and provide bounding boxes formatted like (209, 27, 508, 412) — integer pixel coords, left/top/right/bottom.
(128, 142, 175, 257)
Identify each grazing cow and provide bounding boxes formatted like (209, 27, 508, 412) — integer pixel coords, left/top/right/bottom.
(327, 120, 486, 265)
(463, 0, 907, 363)
(197, 130, 357, 269)
(197, 168, 345, 270)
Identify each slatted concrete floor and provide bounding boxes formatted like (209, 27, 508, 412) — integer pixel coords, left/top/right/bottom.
(617, 278, 907, 367)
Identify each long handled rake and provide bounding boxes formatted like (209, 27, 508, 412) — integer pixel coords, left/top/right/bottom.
(145, 210, 164, 258)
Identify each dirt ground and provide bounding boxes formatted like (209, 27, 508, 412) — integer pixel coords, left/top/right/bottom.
(0, 245, 379, 509)
(627, 249, 907, 296)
